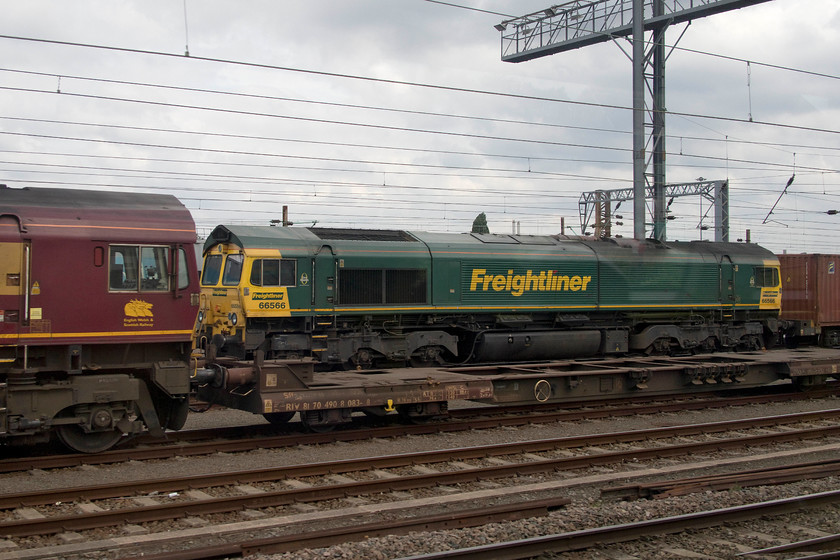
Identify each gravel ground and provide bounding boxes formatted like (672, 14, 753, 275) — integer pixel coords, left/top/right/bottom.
(6, 394, 836, 493)
(2, 393, 839, 558)
(259, 478, 840, 560)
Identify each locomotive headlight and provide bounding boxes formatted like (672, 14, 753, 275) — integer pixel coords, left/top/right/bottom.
(228, 312, 238, 326)
(194, 310, 205, 332)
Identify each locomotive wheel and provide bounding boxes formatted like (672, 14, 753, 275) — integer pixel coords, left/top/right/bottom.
(263, 411, 296, 425)
(349, 349, 375, 370)
(645, 337, 674, 355)
(409, 345, 445, 368)
(56, 424, 122, 454)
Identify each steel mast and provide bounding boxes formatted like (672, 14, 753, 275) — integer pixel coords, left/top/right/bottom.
(496, 0, 771, 241)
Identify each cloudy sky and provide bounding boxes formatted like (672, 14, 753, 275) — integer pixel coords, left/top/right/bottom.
(1, 0, 838, 253)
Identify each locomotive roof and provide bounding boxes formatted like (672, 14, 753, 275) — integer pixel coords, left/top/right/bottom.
(206, 224, 776, 263)
(206, 224, 596, 255)
(0, 186, 196, 243)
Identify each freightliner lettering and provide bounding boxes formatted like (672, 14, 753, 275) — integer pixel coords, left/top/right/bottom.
(469, 269, 592, 297)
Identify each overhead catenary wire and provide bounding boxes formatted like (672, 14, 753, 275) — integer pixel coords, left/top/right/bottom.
(0, 35, 838, 137)
(4, 155, 829, 199)
(0, 68, 631, 138)
(5, 68, 840, 156)
(0, 86, 634, 154)
(3, 124, 836, 177)
(0, 19, 836, 252)
(421, 0, 513, 18)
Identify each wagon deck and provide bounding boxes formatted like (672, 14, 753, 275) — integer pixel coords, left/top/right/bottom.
(196, 347, 840, 425)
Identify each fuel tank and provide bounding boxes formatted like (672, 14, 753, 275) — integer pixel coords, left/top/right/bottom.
(472, 330, 602, 362)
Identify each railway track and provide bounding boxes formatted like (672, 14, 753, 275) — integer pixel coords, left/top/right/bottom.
(1, 384, 834, 473)
(2, 407, 840, 558)
(401, 490, 840, 560)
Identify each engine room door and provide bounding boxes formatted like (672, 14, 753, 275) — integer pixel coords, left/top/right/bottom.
(0, 216, 27, 340)
(313, 247, 337, 313)
(720, 255, 736, 306)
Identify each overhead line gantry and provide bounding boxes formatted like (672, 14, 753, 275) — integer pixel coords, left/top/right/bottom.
(495, 0, 772, 242)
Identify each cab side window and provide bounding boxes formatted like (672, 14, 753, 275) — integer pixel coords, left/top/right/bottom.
(109, 245, 171, 292)
(754, 266, 780, 288)
(110, 246, 137, 291)
(177, 248, 190, 290)
(140, 246, 170, 291)
(250, 259, 296, 287)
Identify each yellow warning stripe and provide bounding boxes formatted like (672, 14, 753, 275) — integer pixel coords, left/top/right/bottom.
(0, 330, 193, 340)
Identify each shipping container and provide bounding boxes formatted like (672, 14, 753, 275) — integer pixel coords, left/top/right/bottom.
(779, 254, 840, 345)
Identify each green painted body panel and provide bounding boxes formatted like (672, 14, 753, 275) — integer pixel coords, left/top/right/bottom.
(414, 231, 599, 311)
(202, 226, 777, 317)
(592, 243, 722, 308)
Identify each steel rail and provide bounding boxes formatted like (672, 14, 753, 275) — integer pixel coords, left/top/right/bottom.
(603, 458, 840, 499)
(741, 532, 840, 555)
(394, 490, 840, 560)
(3, 414, 840, 537)
(2, 407, 840, 510)
(1, 386, 833, 474)
(122, 496, 571, 560)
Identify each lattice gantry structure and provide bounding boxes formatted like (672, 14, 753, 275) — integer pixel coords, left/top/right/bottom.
(497, 0, 771, 62)
(496, 0, 770, 241)
(579, 179, 730, 241)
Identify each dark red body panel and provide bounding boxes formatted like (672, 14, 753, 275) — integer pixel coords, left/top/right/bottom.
(0, 187, 198, 349)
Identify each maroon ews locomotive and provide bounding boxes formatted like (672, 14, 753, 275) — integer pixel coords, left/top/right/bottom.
(0, 186, 199, 452)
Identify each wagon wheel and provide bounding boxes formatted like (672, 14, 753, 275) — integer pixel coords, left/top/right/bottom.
(56, 424, 122, 454)
(793, 375, 827, 392)
(262, 411, 296, 425)
(300, 410, 337, 433)
(397, 402, 448, 424)
(158, 397, 190, 431)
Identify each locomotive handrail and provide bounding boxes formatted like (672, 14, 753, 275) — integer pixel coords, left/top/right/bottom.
(0, 213, 26, 233)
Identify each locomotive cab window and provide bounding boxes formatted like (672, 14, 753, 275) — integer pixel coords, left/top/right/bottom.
(753, 266, 780, 288)
(250, 259, 297, 287)
(202, 254, 223, 286)
(109, 245, 170, 292)
(177, 247, 190, 290)
(222, 254, 244, 286)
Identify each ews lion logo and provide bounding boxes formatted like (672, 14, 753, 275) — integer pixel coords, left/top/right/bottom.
(124, 299, 154, 318)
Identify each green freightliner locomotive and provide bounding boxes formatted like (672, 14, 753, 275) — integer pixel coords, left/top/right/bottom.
(196, 225, 782, 368)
